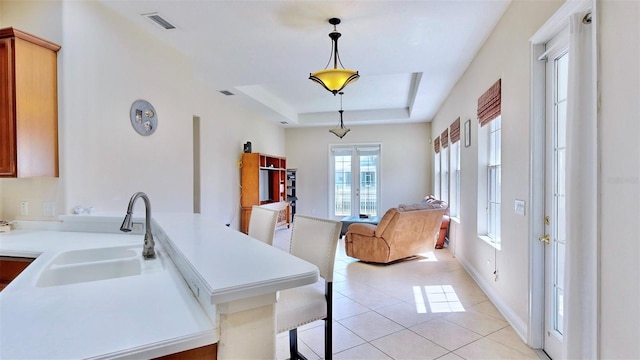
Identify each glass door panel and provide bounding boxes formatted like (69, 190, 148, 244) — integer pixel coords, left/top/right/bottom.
(543, 33, 568, 359)
(331, 145, 380, 219)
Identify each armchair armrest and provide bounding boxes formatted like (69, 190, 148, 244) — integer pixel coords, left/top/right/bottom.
(346, 223, 376, 237)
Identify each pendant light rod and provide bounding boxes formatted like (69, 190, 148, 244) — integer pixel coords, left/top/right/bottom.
(329, 18, 341, 70)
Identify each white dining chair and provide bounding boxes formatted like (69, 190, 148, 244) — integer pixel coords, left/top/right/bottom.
(247, 205, 279, 245)
(276, 214, 342, 360)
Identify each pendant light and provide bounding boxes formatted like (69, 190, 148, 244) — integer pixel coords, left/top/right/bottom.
(329, 92, 351, 138)
(309, 18, 359, 95)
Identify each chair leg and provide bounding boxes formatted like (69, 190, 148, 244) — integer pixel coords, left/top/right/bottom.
(288, 328, 308, 360)
(325, 282, 333, 360)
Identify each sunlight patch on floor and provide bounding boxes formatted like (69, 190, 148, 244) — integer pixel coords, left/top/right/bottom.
(413, 285, 465, 313)
(416, 251, 438, 262)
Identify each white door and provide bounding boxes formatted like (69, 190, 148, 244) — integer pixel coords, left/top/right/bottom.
(330, 145, 380, 219)
(542, 31, 568, 359)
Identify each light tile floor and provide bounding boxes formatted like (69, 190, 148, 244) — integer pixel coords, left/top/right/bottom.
(273, 228, 542, 360)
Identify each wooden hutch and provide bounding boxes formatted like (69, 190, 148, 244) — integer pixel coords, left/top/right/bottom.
(240, 153, 290, 234)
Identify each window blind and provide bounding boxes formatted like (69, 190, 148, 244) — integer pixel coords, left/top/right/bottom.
(434, 137, 440, 154)
(478, 79, 501, 127)
(450, 117, 461, 143)
(441, 129, 449, 148)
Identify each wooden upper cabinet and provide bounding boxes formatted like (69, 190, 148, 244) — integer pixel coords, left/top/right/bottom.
(0, 27, 60, 178)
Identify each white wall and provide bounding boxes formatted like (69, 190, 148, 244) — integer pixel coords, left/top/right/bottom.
(285, 123, 432, 219)
(599, 1, 640, 358)
(429, 0, 563, 339)
(0, 0, 65, 221)
(0, 0, 285, 228)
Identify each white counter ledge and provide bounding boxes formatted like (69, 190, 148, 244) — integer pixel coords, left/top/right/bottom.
(151, 213, 318, 304)
(0, 213, 319, 359)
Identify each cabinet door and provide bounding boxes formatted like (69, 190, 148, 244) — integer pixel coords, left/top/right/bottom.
(14, 37, 59, 177)
(0, 38, 17, 176)
(0, 257, 33, 291)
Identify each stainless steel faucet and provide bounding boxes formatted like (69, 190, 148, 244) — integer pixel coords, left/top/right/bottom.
(120, 192, 155, 259)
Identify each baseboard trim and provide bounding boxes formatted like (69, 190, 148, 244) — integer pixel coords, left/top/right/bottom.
(456, 252, 529, 344)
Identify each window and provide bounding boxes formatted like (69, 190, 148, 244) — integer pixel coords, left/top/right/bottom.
(433, 137, 441, 199)
(450, 140, 460, 217)
(440, 146, 449, 204)
(434, 152, 441, 199)
(449, 117, 461, 217)
(477, 79, 501, 248)
(487, 117, 501, 240)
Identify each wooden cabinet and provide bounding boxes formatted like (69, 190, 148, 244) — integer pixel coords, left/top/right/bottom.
(0, 27, 60, 178)
(0, 256, 34, 291)
(240, 153, 288, 234)
(154, 344, 217, 360)
(286, 169, 297, 223)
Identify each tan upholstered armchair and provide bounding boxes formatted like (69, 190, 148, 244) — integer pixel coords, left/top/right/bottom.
(345, 204, 447, 264)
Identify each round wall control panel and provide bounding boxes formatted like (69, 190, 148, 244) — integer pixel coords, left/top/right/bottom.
(129, 99, 158, 136)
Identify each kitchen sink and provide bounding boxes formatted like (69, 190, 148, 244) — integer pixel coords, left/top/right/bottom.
(50, 246, 138, 265)
(36, 246, 163, 287)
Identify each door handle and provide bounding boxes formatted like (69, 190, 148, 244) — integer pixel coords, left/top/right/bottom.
(539, 234, 550, 244)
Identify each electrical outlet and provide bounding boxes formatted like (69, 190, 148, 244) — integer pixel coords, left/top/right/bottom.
(132, 222, 144, 232)
(514, 199, 526, 216)
(20, 201, 29, 216)
(43, 202, 56, 217)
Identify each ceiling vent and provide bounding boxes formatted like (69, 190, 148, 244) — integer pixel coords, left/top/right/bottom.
(219, 90, 235, 96)
(280, 121, 289, 125)
(143, 13, 176, 30)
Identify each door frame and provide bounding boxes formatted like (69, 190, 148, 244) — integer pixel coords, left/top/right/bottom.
(328, 143, 382, 220)
(527, 0, 592, 351)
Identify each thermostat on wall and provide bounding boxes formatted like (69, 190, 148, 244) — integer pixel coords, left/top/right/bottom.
(129, 100, 158, 136)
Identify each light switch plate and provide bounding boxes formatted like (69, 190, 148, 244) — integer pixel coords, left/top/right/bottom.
(514, 199, 526, 216)
(43, 202, 56, 217)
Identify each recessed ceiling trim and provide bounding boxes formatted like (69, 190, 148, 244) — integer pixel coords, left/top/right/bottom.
(142, 13, 177, 30)
(407, 72, 423, 116)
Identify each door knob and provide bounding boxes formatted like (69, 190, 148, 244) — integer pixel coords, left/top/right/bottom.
(539, 234, 550, 244)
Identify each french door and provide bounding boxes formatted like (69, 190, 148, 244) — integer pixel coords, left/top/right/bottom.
(330, 144, 380, 219)
(542, 31, 568, 359)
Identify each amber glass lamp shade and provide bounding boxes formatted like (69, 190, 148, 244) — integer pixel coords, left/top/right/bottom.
(310, 69, 359, 96)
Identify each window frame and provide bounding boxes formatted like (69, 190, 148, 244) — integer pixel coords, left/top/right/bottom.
(440, 146, 449, 204)
(449, 141, 460, 217)
(434, 151, 441, 199)
(487, 117, 501, 240)
(478, 115, 501, 249)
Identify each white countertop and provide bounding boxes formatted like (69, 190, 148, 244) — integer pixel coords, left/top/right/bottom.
(152, 213, 319, 305)
(0, 213, 319, 359)
(0, 230, 215, 359)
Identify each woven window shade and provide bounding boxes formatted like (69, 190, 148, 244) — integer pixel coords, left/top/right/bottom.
(434, 137, 440, 154)
(477, 79, 501, 127)
(450, 117, 461, 143)
(441, 129, 449, 148)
